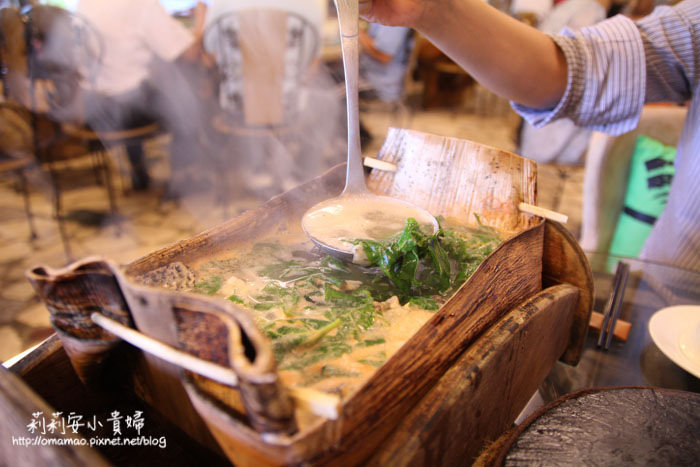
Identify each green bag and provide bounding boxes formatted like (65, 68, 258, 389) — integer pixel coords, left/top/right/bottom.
(608, 135, 676, 264)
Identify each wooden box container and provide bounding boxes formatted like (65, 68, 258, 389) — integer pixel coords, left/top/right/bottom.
(3, 129, 592, 466)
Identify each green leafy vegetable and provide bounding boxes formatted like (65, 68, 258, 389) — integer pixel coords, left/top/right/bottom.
(359, 351, 387, 367)
(320, 365, 360, 378)
(251, 283, 299, 315)
(358, 338, 385, 347)
(194, 276, 224, 295)
(193, 215, 501, 373)
(227, 294, 245, 304)
(356, 215, 501, 298)
(408, 296, 440, 310)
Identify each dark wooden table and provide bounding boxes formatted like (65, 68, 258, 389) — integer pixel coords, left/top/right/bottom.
(484, 387, 700, 466)
(545, 252, 700, 398)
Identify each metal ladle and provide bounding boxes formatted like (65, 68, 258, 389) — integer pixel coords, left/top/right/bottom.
(301, 0, 438, 263)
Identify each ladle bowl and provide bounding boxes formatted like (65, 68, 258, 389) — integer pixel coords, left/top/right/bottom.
(302, 193, 439, 262)
(302, 0, 438, 262)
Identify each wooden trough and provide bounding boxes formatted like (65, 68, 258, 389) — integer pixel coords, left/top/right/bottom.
(1, 129, 593, 465)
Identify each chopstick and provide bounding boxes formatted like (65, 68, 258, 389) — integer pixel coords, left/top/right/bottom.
(90, 312, 341, 420)
(518, 203, 568, 224)
(363, 156, 397, 172)
(597, 261, 630, 349)
(604, 261, 630, 349)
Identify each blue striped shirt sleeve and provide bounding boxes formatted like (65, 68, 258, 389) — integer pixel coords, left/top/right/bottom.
(638, 0, 700, 103)
(513, 15, 646, 135)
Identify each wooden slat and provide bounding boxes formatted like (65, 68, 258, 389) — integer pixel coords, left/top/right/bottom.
(542, 220, 594, 365)
(367, 128, 538, 232)
(367, 284, 580, 466)
(0, 366, 110, 466)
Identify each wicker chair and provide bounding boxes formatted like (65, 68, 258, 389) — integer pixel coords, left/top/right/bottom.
(24, 5, 118, 222)
(0, 101, 37, 240)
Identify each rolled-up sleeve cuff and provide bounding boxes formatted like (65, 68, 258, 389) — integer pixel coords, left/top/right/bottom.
(511, 33, 582, 128)
(512, 15, 645, 136)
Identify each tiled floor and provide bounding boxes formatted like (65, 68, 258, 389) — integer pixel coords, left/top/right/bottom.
(0, 86, 584, 362)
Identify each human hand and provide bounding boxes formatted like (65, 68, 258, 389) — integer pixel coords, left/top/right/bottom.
(358, 0, 427, 27)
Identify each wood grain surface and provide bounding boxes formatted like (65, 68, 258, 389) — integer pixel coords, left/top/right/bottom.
(542, 220, 594, 365)
(367, 128, 538, 232)
(367, 284, 579, 466)
(0, 364, 110, 466)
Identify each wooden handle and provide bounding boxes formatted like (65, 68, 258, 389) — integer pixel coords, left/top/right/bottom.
(589, 311, 631, 342)
(519, 203, 568, 224)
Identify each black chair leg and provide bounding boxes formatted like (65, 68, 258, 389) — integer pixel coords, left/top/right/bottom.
(47, 167, 72, 261)
(54, 196, 72, 262)
(16, 168, 38, 240)
(125, 142, 150, 191)
(98, 150, 118, 216)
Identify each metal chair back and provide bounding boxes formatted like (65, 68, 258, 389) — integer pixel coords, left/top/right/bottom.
(204, 9, 319, 129)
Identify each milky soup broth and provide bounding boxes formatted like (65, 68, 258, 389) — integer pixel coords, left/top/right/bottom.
(302, 195, 437, 252)
(188, 219, 503, 398)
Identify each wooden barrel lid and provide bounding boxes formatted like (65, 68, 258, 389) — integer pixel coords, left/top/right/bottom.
(477, 387, 700, 466)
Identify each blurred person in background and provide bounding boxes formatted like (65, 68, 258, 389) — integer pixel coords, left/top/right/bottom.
(356, 22, 414, 145)
(202, 0, 327, 117)
(203, 0, 326, 36)
(359, 23, 414, 103)
(358, 0, 700, 272)
(73, 0, 208, 192)
(510, 0, 553, 26)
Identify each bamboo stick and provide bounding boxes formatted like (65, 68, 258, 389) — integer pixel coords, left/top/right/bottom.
(363, 156, 397, 172)
(91, 312, 239, 385)
(90, 312, 341, 419)
(518, 203, 568, 224)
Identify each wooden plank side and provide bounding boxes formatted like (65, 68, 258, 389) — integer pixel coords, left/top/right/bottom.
(8, 334, 64, 379)
(367, 284, 579, 466)
(0, 366, 110, 466)
(5, 340, 230, 464)
(542, 220, 594, 365)
(308, 222, 545, 465)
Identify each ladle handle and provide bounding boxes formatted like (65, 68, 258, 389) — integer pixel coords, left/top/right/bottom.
(336, 0, 368, 195)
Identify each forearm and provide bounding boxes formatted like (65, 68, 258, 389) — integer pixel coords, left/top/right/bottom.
(412, 0, 567, 109)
